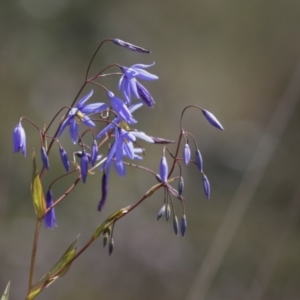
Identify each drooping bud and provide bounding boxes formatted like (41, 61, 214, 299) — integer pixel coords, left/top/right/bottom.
(59, 146, 70, 172)
(109, 237, 114, 255)
(112, 38, 151, 54)
(184, 143, 191, 166)
(181, 215, 187, 237)
(91, 140, 98, 166)
(41, 147, 49, 170)
(136, 81, 155, 108)
(159, 155, 168, 183)
(80, 150, 89, 183)
(165, 204, 171, 221)
(13, 122, 26, 156)
(201, 109, 224, 130)
(202, 174, 211, 199)
(173, 216, 179, 236)
(103, 232, 109, 247)
(178, 176, 184, 196)
(98, 173, 108, 211)
(195, 149, 203, 172)
(44, 190, 56, 229)
(151, 137, 175, 144)
(157, 205, 166, 220)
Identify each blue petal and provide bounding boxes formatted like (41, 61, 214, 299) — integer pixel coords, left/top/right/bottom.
(129, 103, 143, 113)
(81, 115, 96, 127)
(114, 161, 126, 177)
(184, 144, 191, 166)
(81, 103, 108, 114)
(69, 119, 79, 144)
(77, 90, 94, 109)
(159, 156, 168, 183)
(134, 68, 159, 81)
(96, 122, 116, 140)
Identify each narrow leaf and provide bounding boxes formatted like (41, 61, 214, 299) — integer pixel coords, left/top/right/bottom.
(1, 282, 10, 300)
(31, 150, 46, 218)
(28, 236, 79, 299)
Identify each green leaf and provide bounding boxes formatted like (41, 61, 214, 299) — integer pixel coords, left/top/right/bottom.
(1, 282, 10, 300)
(28, 236, 79, 299)
(92, 205, 131, 240)
(31, 150, 46, 218)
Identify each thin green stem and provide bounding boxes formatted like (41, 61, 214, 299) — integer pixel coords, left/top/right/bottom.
(27, 218, 42, 295)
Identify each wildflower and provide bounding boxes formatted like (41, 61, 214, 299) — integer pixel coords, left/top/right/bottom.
(195, 149, 203, 172)
(58, 90, 108, 144)
(106, 91, 137, 124)
(202, 174, 210, 199)
(13, 122, 26, 156)
(112, 38, 151, 54)
(159, 155, 168, 183)
(40, 147, 49, 170)
(44, 190, 56, 229)
(201, 109, 224, 131)
(119, 62, 158, 106)
(59, 146, 70, 172)
(184, 143, 191, 166)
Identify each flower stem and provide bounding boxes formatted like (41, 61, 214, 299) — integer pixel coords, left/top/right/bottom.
(27, 218, 42, 295)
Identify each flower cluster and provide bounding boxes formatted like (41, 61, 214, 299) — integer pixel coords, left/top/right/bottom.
(12, 38, 223, 257)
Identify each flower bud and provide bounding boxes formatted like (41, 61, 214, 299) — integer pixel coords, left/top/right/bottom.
(157, 205, 166, 220)
(59, 146, 70, 172)
(98, 173, 108, 211)
(178, 176, 184, 196)
(181, 215, 187, 237)
(112, 38, 151, 53)
(165, 204, 171, 221)
(109, 237, 114, 255)
(13, 122, 26, 156)
(41, 147, 49, 170)
(173, 216, 179, 236)
(202, 109, 224, 130)
(44, 190, 56, 229)
(202, 174, 211, 199)
(184, 143, 191, 166)
(91, 140, 98, 166)
(159, 156, 168, 183)
(80, 150, 89, 183)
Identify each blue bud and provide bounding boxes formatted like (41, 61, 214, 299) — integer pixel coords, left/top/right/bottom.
(165, 204, 171, 221)
(112, 38, 151, 53)
(159, 156, 168, 183)
(195, 149, 203, 172)
(44, 190, 56, 229)
(157, 205, 166, 220)
(80, 150, 89, 183)
(109, 237, 114, 255)
(202, 174, 211, 199)
(41, 147, 49, 170)
(173, 216, 179, 236)
(184, 143, 191, 166)
(59, 146, 70, 172)
(98, 173, 108, 211)
(202, 109, 224, 131)
(181, 215, 187, 237)
(178, 176, 184, 196)
(91, 140, 98, 166)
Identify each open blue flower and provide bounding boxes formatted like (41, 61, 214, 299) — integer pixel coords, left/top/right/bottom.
(58, 90, 108, 144)
(118, 62, 158, 107)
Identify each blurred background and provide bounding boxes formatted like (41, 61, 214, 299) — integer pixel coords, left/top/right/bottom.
(1, 1, 300, 299)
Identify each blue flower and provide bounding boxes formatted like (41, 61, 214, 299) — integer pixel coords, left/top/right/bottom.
(91, 140, 98, 166)
(44, 190, 56, 229)
(106, 91, 137, 124)
(119, 63, 158, 106)
(104, 128, 153, 177)
(96, 102, 143, 140)
(58, 90, 108, 144)
(13, 122, 26, 156)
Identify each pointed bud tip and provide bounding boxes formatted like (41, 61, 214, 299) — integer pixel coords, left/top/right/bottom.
(202, 109, 224, 131)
